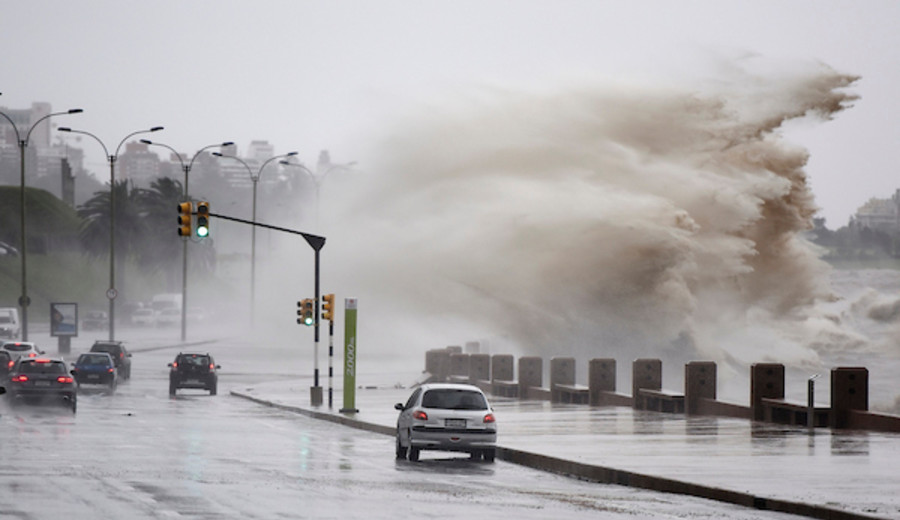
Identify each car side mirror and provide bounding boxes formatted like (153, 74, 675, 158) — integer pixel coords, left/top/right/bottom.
(216, 365, 221, 369)
(70, 369, 77, 375)
(39, 350, 45, 355)
(394, 403, 404, 411)
(0, 386, 5, 395)
(167, 363, 173, 367)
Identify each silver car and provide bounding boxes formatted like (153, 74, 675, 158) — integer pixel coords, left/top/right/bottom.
(0, 341, 44, 361)
(395, 383, 497, 462)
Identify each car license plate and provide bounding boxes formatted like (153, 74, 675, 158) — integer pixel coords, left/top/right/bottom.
(445, 418, 466, 428)
(87, 375, 100, 380)
(35, 381, 51, 387)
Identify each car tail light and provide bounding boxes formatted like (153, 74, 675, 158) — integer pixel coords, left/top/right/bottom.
(28, 352, 36, 358)
(120, 352, 124, 359)
(12, 375, 28, 382)
(172, 362, 178, 369)
(413, 410, 428, 421)
(35, 358, 50, 363)
(483, 413, 496, 424)
(6, 360, 12, 369)
(108, 368, 115, 373)
(57, 376, 74, 384)
(209, 363, 215, 370)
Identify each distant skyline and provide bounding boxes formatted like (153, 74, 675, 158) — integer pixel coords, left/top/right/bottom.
(2, 1, 898, 227)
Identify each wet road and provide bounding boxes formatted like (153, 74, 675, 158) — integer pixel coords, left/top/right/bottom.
(0, 334, 803, 519)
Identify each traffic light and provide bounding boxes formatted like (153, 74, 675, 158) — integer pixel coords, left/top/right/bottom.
(177, 201, 193, 236)
(297, 299, 314, 326)
(196, 201, 210, 238)
(322, 293, 335, 322)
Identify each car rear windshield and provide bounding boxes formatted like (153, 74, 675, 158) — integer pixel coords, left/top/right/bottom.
(78, 354, 111, 365)
(178, 354, 210, 366)
(19, 361, 66, 374)
(422, 389, 488, 410)
(4, 344, 31, 352)
(91, 344, 120, 354)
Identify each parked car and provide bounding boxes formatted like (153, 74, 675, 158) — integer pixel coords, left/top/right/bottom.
(7, 357, 77, 413)
(71, 352, 118, 391)
(82, 310, 109, 331)
(168, 352, 219, 396)
(0, 341, 44, 361)
(89, 340, 132, 379)
(394, 383, 497, 462)
(0, 350, 13, 376)
(0, 307, 20, 339)
(131, 308, 157, 327)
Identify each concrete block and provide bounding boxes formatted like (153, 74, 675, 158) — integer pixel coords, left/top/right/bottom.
(491, 354, 514, 382)
(518, 356, 543, 398)
(685, 361, 717, 415)
(751, 363, 784, 421)
(632, 359, 662, 409)
(470, 353, 491, 384)
(831, 367, 868, 429)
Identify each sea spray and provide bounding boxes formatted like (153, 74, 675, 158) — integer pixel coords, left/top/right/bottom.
(316, 62, 862, 384)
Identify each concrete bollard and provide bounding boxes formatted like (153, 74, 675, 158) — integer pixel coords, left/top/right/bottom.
(632, 359, 662, 409)
(469, 353, 491, 384)
(589, 358, 616, 405)
(750, 363, 784, 421)
(831, 367, 869, 429)
(424, 349, 451, 381)
(685, 361, 717, 415)
(449, 352, 470, 381)
(491, 354, 514, 382)
(518, 356, 543, 398)
(550, 357, 576, 403)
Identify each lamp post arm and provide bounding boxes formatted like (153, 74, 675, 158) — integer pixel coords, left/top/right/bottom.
(115, 126, 163, 158)
(59, 128, 110, 160)
(24, 109, 83, 146)
(0, 111, 22, 142)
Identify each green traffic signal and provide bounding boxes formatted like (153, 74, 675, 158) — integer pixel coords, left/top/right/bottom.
(196, 201, 210, 238)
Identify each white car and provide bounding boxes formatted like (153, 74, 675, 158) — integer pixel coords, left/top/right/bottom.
(156, 308, 181, 327)
(395, 383, 497, 462)
(131, 308, 157, 327)
(0, 341, 44, 361)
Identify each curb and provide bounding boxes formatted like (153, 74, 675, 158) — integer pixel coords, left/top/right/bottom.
(231, 389, 887, 520)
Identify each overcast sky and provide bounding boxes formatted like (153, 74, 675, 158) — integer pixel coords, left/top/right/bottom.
(2, 0, 898, 228)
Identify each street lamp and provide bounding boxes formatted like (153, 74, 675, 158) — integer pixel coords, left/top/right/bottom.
(58, 126, 164, 341)
(213, 150, 298, 328)
(0, 100, 82, 340)
(141, 139, 234, 342)
(279, 155, 357, 230)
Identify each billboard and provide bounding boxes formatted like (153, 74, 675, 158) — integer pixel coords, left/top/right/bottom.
(50, 302, 78, 337)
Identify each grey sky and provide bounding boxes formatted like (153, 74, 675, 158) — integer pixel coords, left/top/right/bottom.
(2, 0, 897, 227)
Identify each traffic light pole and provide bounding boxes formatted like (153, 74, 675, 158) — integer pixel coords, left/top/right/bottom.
(209, 212, 326, 406)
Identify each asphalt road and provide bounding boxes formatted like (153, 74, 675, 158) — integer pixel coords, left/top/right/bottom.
(0, 333, 803, 519)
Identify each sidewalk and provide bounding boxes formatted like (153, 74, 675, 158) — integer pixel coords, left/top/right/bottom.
(231, 379, 899, 520)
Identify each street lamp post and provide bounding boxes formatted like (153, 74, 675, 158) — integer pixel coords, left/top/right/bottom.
(141, 139, 234, 342)
(213, 150, 297, 328)
(279, 156, 357, 230)
(58, 126, 164, 341)
(0, 99, 82, 341)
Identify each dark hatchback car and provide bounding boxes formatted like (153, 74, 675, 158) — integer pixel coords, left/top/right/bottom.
(89, 340, 131, 379)
(72, 352, 118, 391)
(7, 357, 77, 413)
(169, 353, 219, 396)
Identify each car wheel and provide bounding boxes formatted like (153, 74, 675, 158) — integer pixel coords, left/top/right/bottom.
(109, 379, 117, 394)
(483, 449, 496, 463)
(395, 435, 407, 459)
(209, 382, 217, 396)
(408, 447, 420, 462)
(469, 451, 482, 461)
(169, 380, 177, 396)
(71, 398, 77, 414)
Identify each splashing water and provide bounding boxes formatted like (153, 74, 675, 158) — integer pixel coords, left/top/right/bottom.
(319, 61, 864, 390)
